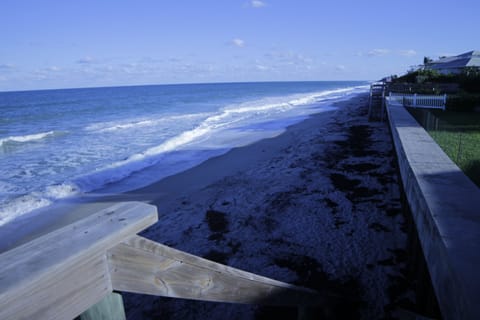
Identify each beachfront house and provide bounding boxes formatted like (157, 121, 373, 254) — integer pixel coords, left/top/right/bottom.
(424, 50, 480, 74)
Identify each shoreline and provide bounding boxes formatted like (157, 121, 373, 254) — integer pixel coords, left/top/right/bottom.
(124, 105, 338, 208)
(0, 95, 346, 252)
(1, 93, 412, 318)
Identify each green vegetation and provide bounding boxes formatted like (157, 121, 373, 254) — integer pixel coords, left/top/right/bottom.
(394, 67, 480, 90)
(431, 130, 480, 186)
(409, 109, 480, 187)
(391, 67, 480, 112)
(447, 94, 480, 112)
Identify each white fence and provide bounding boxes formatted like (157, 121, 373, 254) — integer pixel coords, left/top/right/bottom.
(387, 92, 447, 110)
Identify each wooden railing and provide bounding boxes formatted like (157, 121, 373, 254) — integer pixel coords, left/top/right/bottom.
(0, 202, 324, 320)
(387, 92, 447, 110)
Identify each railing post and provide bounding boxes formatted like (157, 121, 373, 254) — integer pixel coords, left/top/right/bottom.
(413, 93, 417, 107)
(79, 292, 126, 320)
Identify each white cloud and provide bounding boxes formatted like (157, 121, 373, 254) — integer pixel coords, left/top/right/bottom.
(399, 49, 417, 57)
(256, 64, 270, 71)
(251, 0, 266, 8)
(336, 64, 346, 71)
(232, 38, 245, 48)
(368, 49, 390, 57)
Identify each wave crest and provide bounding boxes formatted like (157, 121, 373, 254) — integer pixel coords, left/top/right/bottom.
(85, 113, 210, 133)
(0, 131, 57, 146)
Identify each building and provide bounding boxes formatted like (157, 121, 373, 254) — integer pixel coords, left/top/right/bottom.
(425, 50, 480, 74)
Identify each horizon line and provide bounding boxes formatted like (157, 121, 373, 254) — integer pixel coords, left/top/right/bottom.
(0, 79, 373, 94)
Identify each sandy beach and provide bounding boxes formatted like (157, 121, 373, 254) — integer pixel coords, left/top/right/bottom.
(120, 93, 411, 319)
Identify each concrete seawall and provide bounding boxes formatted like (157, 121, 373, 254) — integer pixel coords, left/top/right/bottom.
(386, 103, 480, 319)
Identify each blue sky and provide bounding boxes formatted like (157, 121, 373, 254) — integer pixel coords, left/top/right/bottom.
(0, 0, 478, 91)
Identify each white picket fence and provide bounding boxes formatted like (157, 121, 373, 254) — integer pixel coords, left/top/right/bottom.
(387, 92, 447, 110)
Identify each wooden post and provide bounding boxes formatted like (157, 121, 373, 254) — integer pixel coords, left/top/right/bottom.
(80, 292, 126, 320)
(380, 86, 386, 122)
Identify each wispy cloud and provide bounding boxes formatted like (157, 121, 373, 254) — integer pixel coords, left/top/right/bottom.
(255, 64, 270, 71)
(250, 0, 266, 8)
(399, 49, 417, 57)
(76, 56, 95, 64)
(368, 49, 390, 57)
(48, 66, 61, 72)
(254, 51, 317, 76)
(336, 64, 346, 71)
(231, 38, 245, 48)
(264, 52, 312, 65)
(0, 63, 15, 70)
(359, 49, 417, 57)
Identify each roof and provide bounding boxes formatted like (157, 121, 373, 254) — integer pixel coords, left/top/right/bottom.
(428, 51, 480, 71)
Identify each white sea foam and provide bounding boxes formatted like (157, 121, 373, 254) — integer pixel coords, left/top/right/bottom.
(0, 131, 56, 146)
(72, 87, 365, 193)
(0, 182, 80, 226)
(44, 183, 79, 199)
(97, 120, 155, 132)
(0, 194, 52, 226)
(73, 125, 214, 192)
(222, 86, 359, 115)
(85, 113, 210, 133)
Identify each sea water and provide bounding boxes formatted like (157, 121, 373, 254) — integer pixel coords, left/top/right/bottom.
(0, 81, 369, 225)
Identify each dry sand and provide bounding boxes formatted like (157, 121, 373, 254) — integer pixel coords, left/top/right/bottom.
(122, 93, 413, 319)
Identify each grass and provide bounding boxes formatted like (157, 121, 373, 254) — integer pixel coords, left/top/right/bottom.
(408, 109, 480, 187)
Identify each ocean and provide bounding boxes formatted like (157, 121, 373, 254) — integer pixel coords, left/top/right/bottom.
(0, 81, 368, 226)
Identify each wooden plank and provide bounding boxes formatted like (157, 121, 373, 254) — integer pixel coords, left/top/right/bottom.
(108, 235, 324, 306)
(0, 202, 158, 320)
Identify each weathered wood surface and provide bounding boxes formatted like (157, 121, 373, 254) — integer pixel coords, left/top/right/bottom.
(0, 202, 158, 320)
(108, 235, 324, 306)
